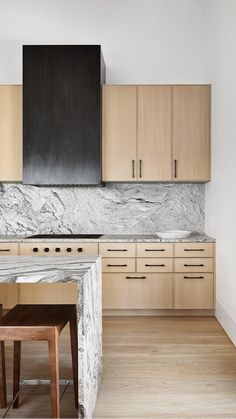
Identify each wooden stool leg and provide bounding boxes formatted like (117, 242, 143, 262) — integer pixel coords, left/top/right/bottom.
(0, 341, 7, 408)
(69, 307, 78, 409)
(48, 329, 60, 419)
(13, 341, 21, 408)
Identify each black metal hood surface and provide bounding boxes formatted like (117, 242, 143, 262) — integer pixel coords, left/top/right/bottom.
(23, 45, 106, 185)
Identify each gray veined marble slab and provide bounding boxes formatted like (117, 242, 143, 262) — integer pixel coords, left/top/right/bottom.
(0, 233, 215, 243)
(0, 183, 205, 235)
(0, 256, 102, 419)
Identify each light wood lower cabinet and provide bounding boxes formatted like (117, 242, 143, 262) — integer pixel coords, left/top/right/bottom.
(174, 273, 214, 309)
(103, 273, 173, 309)
(102, 258, 135, 273)
(174, 258, 213, 273)
(137, 258, 173, 273)
(137, 243, 173, 257)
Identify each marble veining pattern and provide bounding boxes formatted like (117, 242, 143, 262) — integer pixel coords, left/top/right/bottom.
(0, 183, 205, 234)
(0, 256, 102, 419)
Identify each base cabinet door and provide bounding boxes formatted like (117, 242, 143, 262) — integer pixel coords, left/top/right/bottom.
(174, 273, 214, 309)
(103, 273, 173, 309)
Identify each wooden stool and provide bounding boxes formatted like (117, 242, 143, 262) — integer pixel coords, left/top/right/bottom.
(0, 304, 78, 418)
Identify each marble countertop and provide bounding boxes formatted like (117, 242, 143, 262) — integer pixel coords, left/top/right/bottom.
(0, 255, 102, 419)
(0, 233, 215, 243)
(0, 255, 100, 282)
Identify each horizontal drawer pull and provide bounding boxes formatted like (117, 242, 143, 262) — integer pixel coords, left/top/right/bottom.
(184, 276, 204, 279)
(184, 248, 205, 252)
(145, 264, 165, 267)
(107, 249, 128, 252)
(0, 249, 11, 252)
(145, 249, 165, 252)
(107, 264, 128, 267)
(184, 264, 204, 267)
(126, 276, 146, 279)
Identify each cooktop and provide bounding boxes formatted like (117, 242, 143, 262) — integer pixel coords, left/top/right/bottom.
(26, 234, 103, 239)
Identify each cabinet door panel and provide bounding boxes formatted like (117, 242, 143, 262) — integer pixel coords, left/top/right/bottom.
(137, 243, 173, 257)
(174, 243, 214, 258)
(102, 85, 137, 181)
(138, 86, 172, 180)
(0, 85, 22, 181)
(174, 258, 213, 273)
(172, 85, 210, 181)
(102, 258, 135, 273)
(174, 273, 214, 309)
(137, 258, 173, 273)
(103, 273, 173, 309)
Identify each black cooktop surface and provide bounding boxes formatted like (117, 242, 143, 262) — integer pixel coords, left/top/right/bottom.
(26, 234, 103, 239)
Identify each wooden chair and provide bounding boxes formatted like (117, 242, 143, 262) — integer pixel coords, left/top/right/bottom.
(0, 304, 78, 418)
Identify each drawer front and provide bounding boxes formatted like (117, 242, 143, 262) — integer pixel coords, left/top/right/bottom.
(102, 258, 135, 273)
(103, 273, 173, 309)
(99, 243, 135, 257)
(0, 243, 18, 256)
(174, 243, 214, 258)
(174, 273, 214, 309)
(19, 242, 98, 256)
(137, 243, 173, 257)
(174, 258, 213, 273)
(137, 258, 173, 273)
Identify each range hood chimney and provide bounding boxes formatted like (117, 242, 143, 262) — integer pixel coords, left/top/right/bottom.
(23, 45, 106, 185)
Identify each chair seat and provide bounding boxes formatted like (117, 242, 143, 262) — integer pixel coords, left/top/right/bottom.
(0, 304, 75, 330)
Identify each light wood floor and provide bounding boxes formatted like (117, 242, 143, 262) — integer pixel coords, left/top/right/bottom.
(94, 316, 236, 419)
(1, 317, 236, 418)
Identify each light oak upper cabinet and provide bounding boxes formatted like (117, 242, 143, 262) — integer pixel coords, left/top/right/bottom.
(172, 85, 210, 182)
(0, 85, 22, 181)
(102, 85, 137, 181)
(137, 85, 172, 181)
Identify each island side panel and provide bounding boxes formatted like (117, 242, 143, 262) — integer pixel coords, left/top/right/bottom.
(78, 258, 102, 419)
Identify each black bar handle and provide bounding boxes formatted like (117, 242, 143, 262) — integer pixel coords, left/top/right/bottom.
(139, 160, 142, 178)
(145, 249, 166, 252)
(184, 276, 204, 279)
(184, 264, 204, 267)
(107, 264, 127, 267)
(174, 159, 177, 178)
(126, 276, 146, 279)
(132, 160, 135, 178)
(107, 249, 128, 252)
(184, 249, 205, 252)
(145, 264, 165, 267)
(0, 249, 11, 252)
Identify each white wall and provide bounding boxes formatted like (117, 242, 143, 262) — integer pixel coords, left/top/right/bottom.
(205, 0, 236, 345)
(0, 0, 208, 84)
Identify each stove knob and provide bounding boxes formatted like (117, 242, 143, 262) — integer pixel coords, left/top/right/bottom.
(44, 247, 50, 253)
(55, 248, 61, 252)
(67, 247, 72, 253)
(78, 247, 83, 253)
(33, 247, 38, 253)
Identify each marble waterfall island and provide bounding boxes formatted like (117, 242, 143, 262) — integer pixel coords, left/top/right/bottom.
(0, 256, 102, 419)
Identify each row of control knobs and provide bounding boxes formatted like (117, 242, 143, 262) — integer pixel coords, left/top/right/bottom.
(32, 247, 83, 253)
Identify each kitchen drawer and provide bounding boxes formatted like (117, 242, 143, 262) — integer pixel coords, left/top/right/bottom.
(19, 242, 98, 256)
(0, 243, 18, 256)
(174, 273, 214, 309)
(99, 243, 135, 257)
(102, 258, 135, 273)
(103, 273, 173, 309)
(137, 243, 173, 257)
(174, 258, 213, 273)
(174, 242, 214, 258)
(137, 258, 173, 273)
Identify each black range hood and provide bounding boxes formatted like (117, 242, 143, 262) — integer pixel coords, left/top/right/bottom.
(23, 45, 106, 185)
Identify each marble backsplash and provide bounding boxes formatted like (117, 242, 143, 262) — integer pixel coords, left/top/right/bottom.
(0, 183, 205, 235)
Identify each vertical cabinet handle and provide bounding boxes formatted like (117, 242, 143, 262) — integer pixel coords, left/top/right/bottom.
(132, 160, 135, 178)
(139, 160, 142, 178)
(174, 159, 177, 178)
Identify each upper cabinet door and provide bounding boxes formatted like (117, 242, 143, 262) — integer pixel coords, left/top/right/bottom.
(172, 85, 210, 182)
(137, 86, 172, 181)
(102, 85, 137, 181)
(0, 85, 22, 181)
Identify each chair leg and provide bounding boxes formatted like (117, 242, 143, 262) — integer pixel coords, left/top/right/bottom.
(69, 306, 78, 409)
(48, 329, 60, 419)
(0, 341, 7, 408)
(13, 341, 21, 408)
